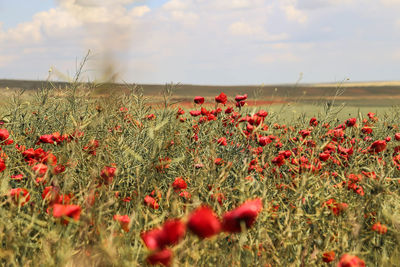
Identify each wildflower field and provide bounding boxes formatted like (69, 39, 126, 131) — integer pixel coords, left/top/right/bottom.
(0, 82, 400, 267)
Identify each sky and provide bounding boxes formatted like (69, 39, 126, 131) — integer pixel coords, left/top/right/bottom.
(0, 0, 399, 85)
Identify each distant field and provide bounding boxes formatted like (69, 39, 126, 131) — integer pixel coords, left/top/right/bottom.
(1, 79, 400, 107)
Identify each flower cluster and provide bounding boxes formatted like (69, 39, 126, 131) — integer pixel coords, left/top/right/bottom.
(141, 199, 263, 266)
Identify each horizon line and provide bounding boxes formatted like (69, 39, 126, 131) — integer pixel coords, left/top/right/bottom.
(1, 78, 400, 88)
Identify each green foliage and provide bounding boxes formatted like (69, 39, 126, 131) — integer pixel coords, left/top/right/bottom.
(0, 81, 399, 267)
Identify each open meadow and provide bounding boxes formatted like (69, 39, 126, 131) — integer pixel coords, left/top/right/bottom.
(0, 82, 399, 266)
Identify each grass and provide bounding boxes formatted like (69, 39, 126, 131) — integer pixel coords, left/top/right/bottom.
(0, 81, 399, 266)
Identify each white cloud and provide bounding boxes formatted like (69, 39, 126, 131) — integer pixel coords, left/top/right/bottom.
(59, 0, 138, 7)
(0, 0, 152, 82)
(212, 0, 266, 10)
(0, 7, 81, 44)
(297, 0, 356, 9)
(58, 0, 137, 25)
(280, 1, 308, 23)
(380, 0, 400, 6)
(229, 21, 265, 36)
(52, 0, 152, 81)
(130, 5, 151, 17)
(163, 0, 190, 11)
(229, 21, 289, 41)
(6, 19, 43, 43)
(161, 0, 200, 26)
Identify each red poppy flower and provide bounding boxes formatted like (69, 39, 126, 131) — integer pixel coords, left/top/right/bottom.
(9, 188, 30, 206)
(141, 219, 186, 250)
(58, 194, 73, 205)
(236, 101, 245, 107)
(21, 147, 48, 165)
(187, 206, 221, 239)
(279, 150, 292, 159)
(214, 158, 224, 165)
(363, 136, 372, 142)
(367, 112, 376, 119)
(179, 190, 191, 200)
(83, 139, 99, 155)
(176, 107, 185, 116)
(272, 155, 285, 167)
(299, 129, 311, 138)
(146, 114, 156, 120)
(225, 107, 234, 114)
(337, 254, 365, 267)
(38, 134, 56, 144)
(309, 117, 318, 126)
(235, 94, 247, 102)
(368, 140, 387, 153)
(0, 157, 5, 172)
(319, 152, 330, 162)
(198, 108, 208, 117)
(43, 152, 56, 164)
(207, 113, 216, 121)
(217, 137, 227, 146)
(146, 249, 172, 266)
(371, 222, 387, 234)
(194, 96, 205, 104)
(189, 110, 201, 117)
(248, 115, 263, 126)
(197, 116, 206, 124)
(0, 128, 10, 141)
(222, 198, 263, 233)
(32, 163, 48, 176)
(141, 228, 166, 251)
(11, 174, 24, 181)
(256, 110, 268, 117)
(21, 148, 35, 163)
(361, 125, 372, 135)
(113, 215, 130, 232)
(323, 199, 348, 216)
(100, 166, 116, 185)
(215, 92, 228, 105)
(211, 108, 222, 115)
(258, 136, 272, 146)
(338, 145, 353, 157)
(119, 107, 128, 112)
(144, 195, 159, 209)
(42, 186, 60, 206)
(172, 177, 187, 191)
(162, 219, 186, 245)
(345, 118, 357, 127)
(53, 164, 66, 175)
(322, 251, 335, 263)
(52, 204, 81, 225)
(245, 123, 253, 133)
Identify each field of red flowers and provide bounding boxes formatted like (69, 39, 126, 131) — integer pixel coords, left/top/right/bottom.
(0, 84, 399, 266)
